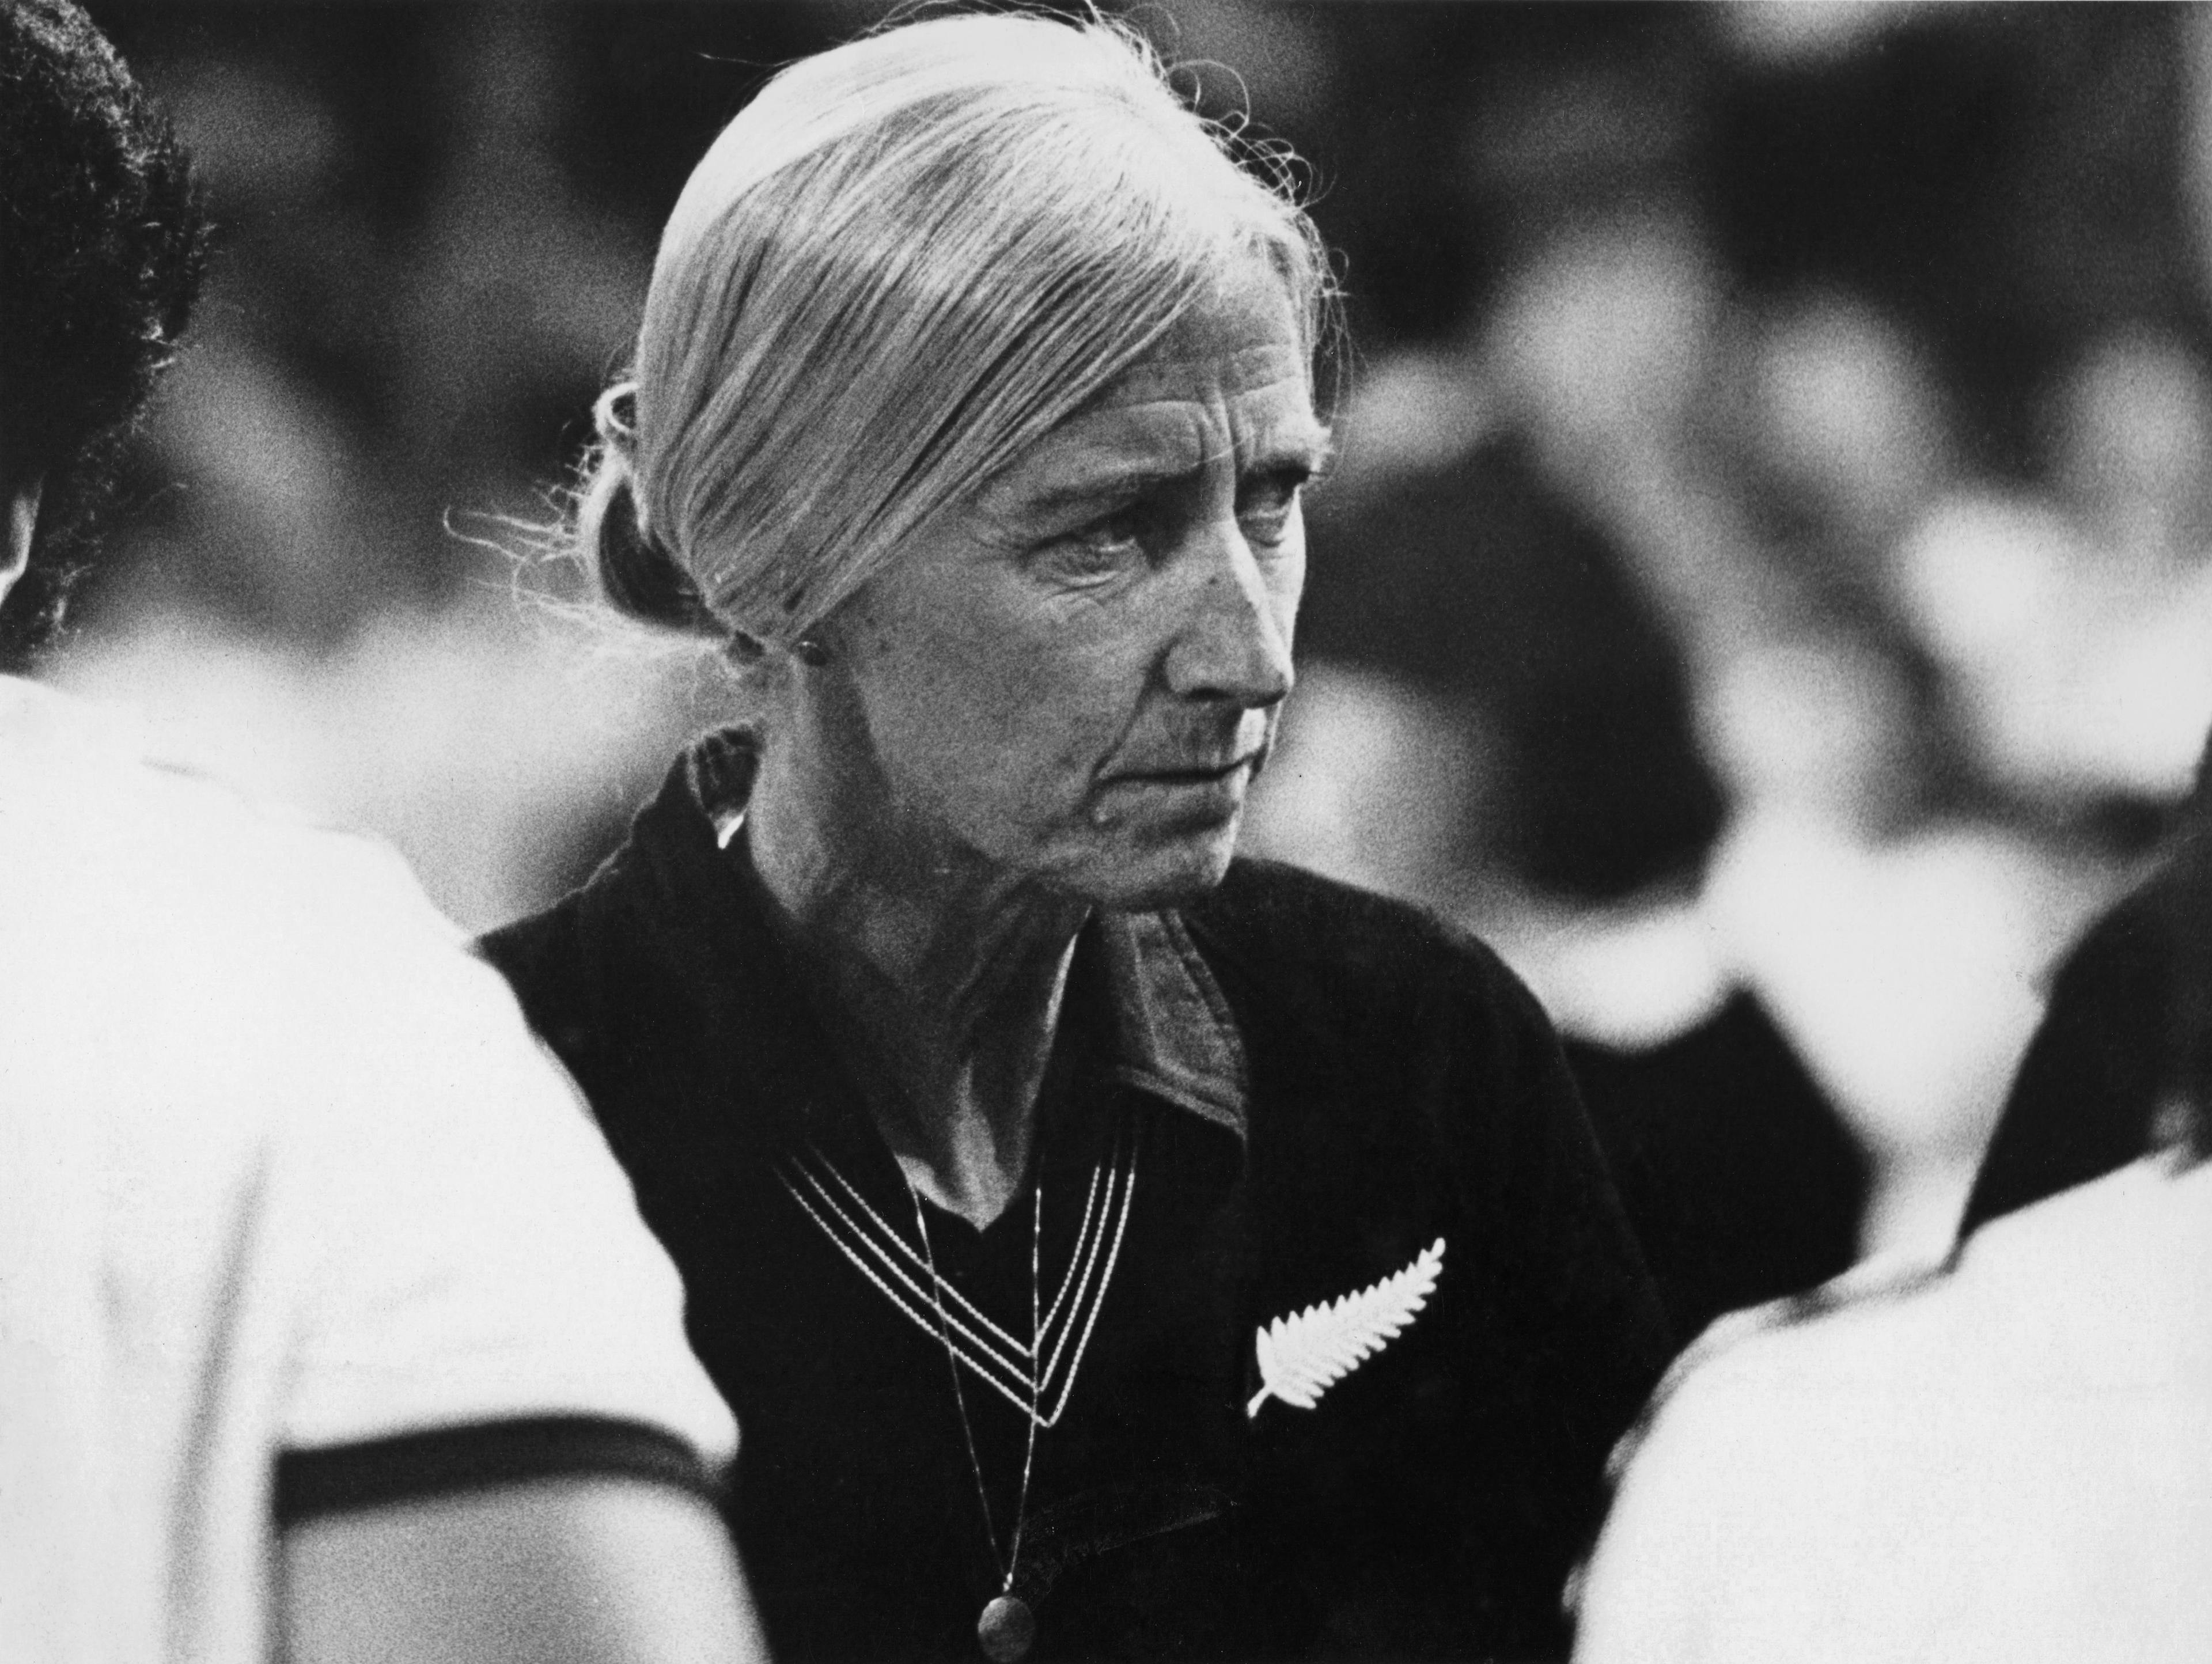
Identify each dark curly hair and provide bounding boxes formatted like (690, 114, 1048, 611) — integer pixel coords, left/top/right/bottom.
(0, 0, 207, 662)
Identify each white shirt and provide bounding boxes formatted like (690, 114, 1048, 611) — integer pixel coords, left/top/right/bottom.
(1574, 1153, 2212, 1664)
(0, 679, 736, 1664)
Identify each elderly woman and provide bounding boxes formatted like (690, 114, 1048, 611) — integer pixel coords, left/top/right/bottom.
(482, 14, 1668, 1662)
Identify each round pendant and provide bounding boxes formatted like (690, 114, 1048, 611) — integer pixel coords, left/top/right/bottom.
(977, 1593, 1036, 1662)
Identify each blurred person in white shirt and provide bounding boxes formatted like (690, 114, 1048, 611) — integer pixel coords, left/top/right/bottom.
(0, 3, 766, 1659)
(1571, 779, 2212, 1664)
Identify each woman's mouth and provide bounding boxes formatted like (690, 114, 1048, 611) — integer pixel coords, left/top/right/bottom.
(1108, 752, 1262, 788)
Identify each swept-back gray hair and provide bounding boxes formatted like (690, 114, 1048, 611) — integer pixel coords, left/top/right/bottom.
(575, 10, 1330, 649)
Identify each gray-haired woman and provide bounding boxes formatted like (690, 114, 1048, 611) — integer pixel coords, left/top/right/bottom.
(482, 14, 1668, 1661)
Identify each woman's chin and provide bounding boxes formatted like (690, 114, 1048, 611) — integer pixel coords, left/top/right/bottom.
(1055, 822, 1243, 912)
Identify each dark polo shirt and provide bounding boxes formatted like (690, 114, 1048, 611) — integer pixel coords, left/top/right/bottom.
(478, 733, 1669, 1662)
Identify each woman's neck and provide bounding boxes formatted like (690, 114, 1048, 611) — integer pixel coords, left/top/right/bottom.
(744, 745, 1089, 1229)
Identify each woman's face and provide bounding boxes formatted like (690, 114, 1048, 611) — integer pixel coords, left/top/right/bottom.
(806, 264, 1328, 909)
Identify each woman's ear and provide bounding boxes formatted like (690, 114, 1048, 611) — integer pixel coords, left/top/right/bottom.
(720, 627, 803, 713)
(3, 480, 44, 604)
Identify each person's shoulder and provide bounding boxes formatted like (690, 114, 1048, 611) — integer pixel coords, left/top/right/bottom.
(1580, 1163, 2212, 1661)
(1956, 1154, 2212, 1354)
(1, 677, 438, 933)
(2, 681, 534, 1129)
(473, 880, 623, 1116)
(1570, 1250, 1962, 1651)
(475, 741, 714, 1040)
(1641, 1250, 1957, 1427)
(1189, 856, 1541, 1016)
(1654, 1155, 2212, 1440)
(1611, 1158, 2212, 1499)
(478, 881, 593, 1006)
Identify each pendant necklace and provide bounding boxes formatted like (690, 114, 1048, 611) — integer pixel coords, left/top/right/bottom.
(909, 1177, 1043, 1664)
(778, 1117, 1142, 1658)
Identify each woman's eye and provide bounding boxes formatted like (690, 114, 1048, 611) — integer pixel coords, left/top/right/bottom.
(1237, 477, 1303, 544)
(1037, 512, 1146, 581)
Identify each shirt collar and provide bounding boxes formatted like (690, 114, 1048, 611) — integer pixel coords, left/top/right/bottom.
(1094, 910, 1249, 1142)
(685, 727, 1249, 1144)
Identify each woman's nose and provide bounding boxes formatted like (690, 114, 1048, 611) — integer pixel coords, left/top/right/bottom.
(1163, 524, 1298, 709)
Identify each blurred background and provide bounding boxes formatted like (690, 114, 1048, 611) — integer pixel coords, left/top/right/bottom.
(61, 1, 2212, 1288)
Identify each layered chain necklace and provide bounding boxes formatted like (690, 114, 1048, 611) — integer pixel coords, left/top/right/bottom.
(912, 1180, 1041, 1663)
(777, 1115, 1141, 1661)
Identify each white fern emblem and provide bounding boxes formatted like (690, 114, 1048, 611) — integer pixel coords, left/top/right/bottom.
(1247, 1238, 1446, 1418)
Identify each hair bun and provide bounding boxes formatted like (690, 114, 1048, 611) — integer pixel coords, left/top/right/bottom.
(593, 381, 641, 458)
(589, 446, 716, 635)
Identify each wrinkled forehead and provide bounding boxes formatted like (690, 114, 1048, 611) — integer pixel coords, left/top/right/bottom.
(1054, 352, 1319, 471)
(986, 274, 1327, 509)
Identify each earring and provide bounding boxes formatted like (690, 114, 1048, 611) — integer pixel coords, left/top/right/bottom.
(794, 636, 831, 668)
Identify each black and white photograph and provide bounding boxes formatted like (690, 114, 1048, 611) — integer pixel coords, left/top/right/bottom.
(5, 2, 2210, 1660)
